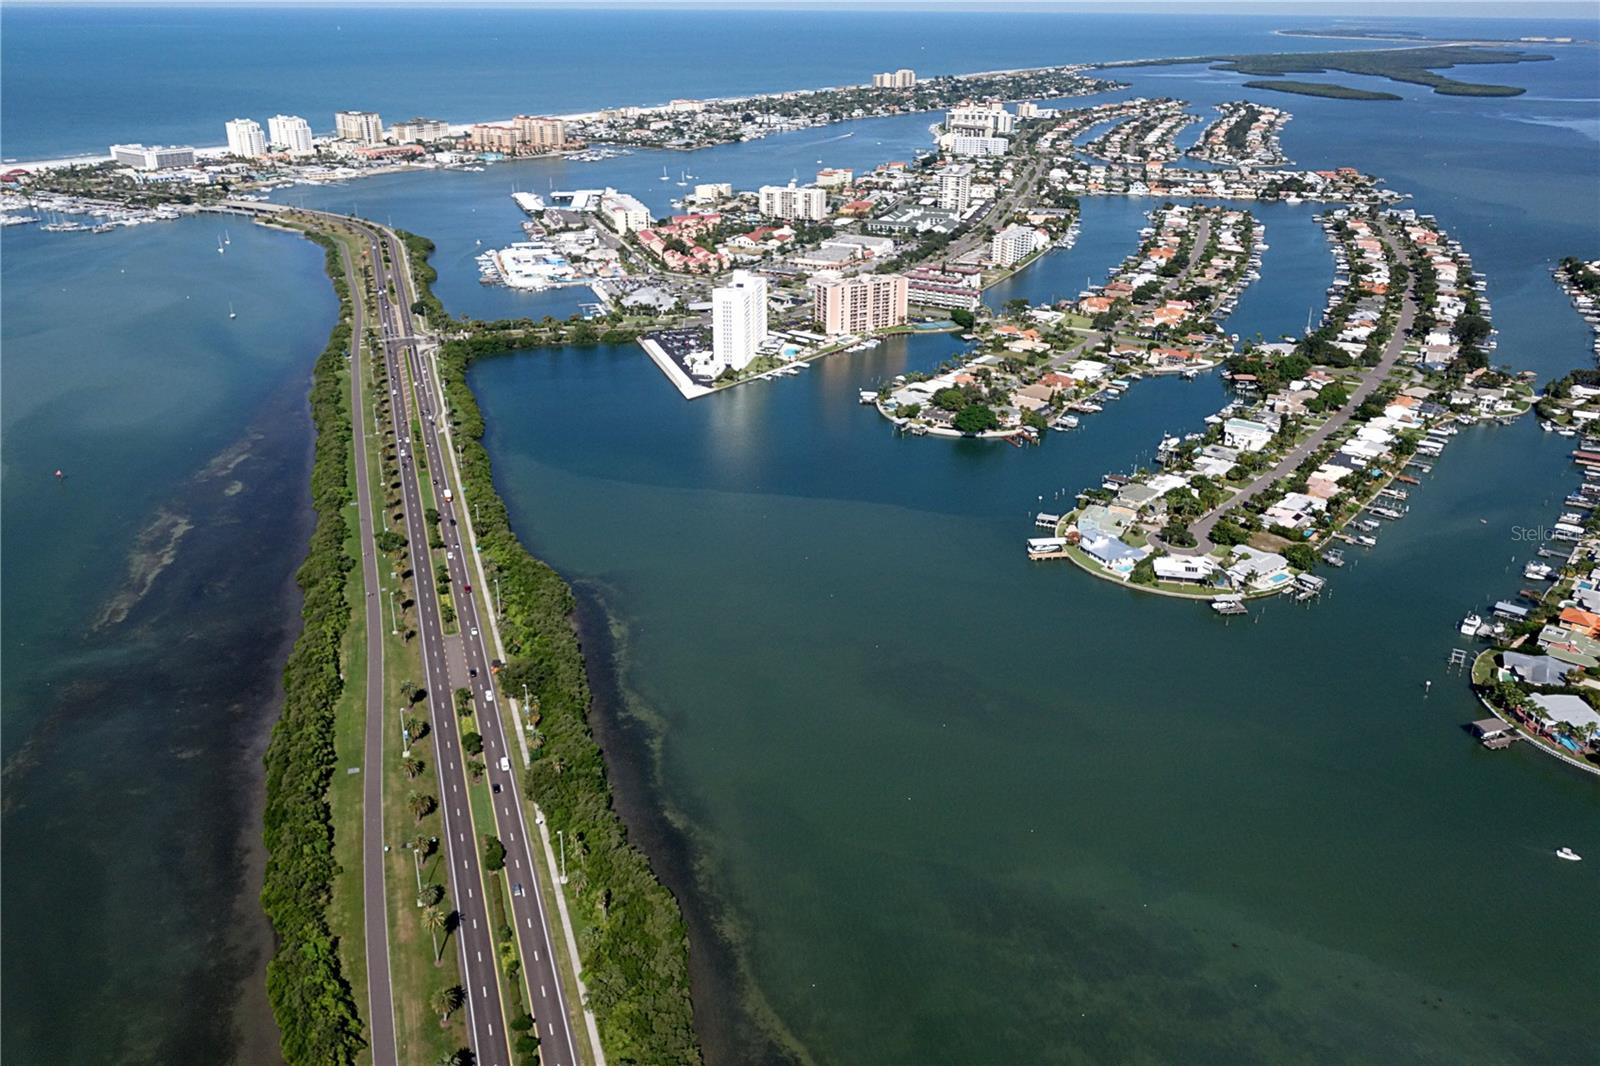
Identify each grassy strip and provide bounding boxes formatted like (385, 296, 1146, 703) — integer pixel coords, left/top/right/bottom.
(260, 229, 367, 1066)
(396, 229, 450, 327)
(1242, 79, 1400, 102)
(432, 330, 699, 1064)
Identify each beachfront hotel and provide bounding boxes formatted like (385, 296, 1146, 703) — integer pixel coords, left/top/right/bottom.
(390, 117, 451, 145)
(871, 68, 917, 88)
(333, 110, 384, 145)
(513, 115, 567, 149)
(812, 273, 909, 336)
(712, 270, 770, 373)
(224, 118, 267, 159)
(108, 143, 196, 169)
(267, 114, 314, 155)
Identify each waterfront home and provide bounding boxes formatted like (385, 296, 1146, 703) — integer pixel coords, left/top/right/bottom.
(1502, 651, 1574, 687)
(1537, 625, 1600, 668)
(1530, 694, 1600, 736)
(1224, 547, 1290, 592)
(1557, 606, 1600, 637)
(1113, 482, 1164, 515)
(1307, 463, 1353, 500)
(1223, 417, 1274, 452)
(1264, 492, 1328, 531)
(1153, 555, 1220, 584)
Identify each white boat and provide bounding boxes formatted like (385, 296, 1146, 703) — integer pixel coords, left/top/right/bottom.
(228, 301, 236, 320)
(1556, 847, 1582, 862)
(659, 166, 670, 181)
(1459, 612, 1483, 636)
(1524, 562, 1554, 581)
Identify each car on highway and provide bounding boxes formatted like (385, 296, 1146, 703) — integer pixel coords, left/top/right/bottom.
(513, 883, 525, 897)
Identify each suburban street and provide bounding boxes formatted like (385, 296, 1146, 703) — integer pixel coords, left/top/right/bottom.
(1181, 222, 1418, 553)
(343, 238, 400, 1066)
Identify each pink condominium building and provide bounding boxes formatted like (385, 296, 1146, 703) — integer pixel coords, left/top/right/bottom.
(813, 273, 909, 336)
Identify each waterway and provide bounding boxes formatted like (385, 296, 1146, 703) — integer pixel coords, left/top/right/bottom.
(3, 9, 1598, 1066)
(1, 218, 337, 1064)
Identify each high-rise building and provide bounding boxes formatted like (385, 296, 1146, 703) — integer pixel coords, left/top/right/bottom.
(946, 103, 1015, 137)
(224, 118, 267, 159)
(109, 143, 196, 170)
(469, 123, 520, 153)
(759, 183, 828, 222)
(390, 117, 451, 144)
(267, 114, 314, 155)
(940, 133, 1009, 158)
(938, 163, 973, 212)
(598, 189, 651, 232)
(990, 224, 1048, 267)
(512, 115, 566, 150)
(871, 69, 917, 88)
(711, 270, 769, 373)
(812, 273, 908, 335)
(334, 110, 384, 145)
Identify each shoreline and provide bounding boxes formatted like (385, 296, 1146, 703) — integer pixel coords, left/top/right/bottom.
(5, 61, 1103, 170)
(567, 583, 803, 1066)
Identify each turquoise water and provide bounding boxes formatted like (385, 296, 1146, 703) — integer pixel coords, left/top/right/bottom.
(1, 219, 337, 1063)
(3, 8, 1599, 1066)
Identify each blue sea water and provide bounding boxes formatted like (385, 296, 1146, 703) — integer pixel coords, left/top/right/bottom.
(3, 8, 1599, 1066)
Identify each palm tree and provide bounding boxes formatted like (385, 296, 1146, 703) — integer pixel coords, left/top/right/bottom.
(432, 984, 465, 1023)
(435, 1051, 464, 1066)
(407, 790, 435, 823)
(422, 905, 446, 961)
(402, 756, 425, 779)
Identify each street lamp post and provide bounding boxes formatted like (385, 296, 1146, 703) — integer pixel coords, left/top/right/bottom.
(558, 829, 568, 885)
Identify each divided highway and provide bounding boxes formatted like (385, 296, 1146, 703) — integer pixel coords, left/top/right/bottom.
(335, 213, 584, 1066)
(358, 221, 517, 1066)
(376, 224, 586, 1066)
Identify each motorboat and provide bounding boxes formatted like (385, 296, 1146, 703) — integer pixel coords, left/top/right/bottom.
(1459, 612, 1483, 636)
(1524, 562, 1554, 581)
(1556, 847, 1582, 862)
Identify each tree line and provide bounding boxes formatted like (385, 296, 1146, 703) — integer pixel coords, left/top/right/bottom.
(430, 324, 701, 1064)
(260, 231, 367, 1064)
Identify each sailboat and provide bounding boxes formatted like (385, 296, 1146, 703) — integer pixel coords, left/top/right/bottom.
(216, 235, 225, 255)
(676, 170, 688, 187)
(228, 301, 237, 320)
(658, 165, 670, 181)
(223, 228, 231, 246)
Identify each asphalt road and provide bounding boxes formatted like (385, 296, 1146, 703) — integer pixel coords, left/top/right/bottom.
(1181, 221, 1418, 553)
(344, 238, 400, 1066)
(378, 226, 586, 1066)
(359, 222, 517, 1066)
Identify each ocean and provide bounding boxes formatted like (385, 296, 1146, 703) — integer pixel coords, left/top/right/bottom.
(3, 7, 1598, 1066)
